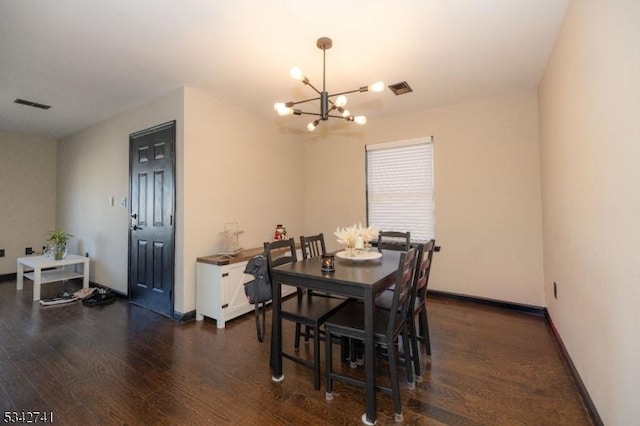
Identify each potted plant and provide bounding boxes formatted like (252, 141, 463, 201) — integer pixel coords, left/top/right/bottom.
(47, 230, 73, 260)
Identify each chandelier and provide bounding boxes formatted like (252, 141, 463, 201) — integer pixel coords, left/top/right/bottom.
(274, 37, 385, 132)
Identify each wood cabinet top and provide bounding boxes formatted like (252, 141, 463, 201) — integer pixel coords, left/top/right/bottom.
(196, 243, 300, 266)
(197, 247, 265, 266)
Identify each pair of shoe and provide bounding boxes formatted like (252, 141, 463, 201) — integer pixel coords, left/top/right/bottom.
(39, 292, 78, 306)
(82, 287, 117, 307)
(73, 287, 97, 300)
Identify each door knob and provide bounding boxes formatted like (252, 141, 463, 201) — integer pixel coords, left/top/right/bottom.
(131, 225, 141, 231)
(131, 213, 137, 219)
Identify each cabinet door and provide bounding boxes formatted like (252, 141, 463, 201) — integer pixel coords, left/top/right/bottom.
(224, 263, 253, 314)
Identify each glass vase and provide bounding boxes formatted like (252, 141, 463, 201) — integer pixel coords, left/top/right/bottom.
(53, 244, 67, 260)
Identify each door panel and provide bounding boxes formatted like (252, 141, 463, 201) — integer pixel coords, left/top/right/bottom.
(129, 121, 176, 317)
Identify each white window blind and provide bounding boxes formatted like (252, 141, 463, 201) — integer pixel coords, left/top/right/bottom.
(366, 137, 435, 242)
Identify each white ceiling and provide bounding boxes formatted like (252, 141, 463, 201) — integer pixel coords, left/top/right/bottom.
(0, 0, 568, 139)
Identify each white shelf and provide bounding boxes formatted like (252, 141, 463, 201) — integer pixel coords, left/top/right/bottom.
(23, 269, 84, 284)
(17, 254, 90, 301)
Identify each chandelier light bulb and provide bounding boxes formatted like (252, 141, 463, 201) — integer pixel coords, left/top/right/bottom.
(307, 120, 320, 132)
(290, 66, 305, 81)
(354, 115, 367, 125)
(276, 104, 294, 116)
(341, 109, 351, 118)
(368, 81, 385, 93)
(274, 102, 285, 111)
(335, 95, 347, 107)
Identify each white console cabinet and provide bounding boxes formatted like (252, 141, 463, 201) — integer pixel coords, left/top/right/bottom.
(196, 247, 297, 328)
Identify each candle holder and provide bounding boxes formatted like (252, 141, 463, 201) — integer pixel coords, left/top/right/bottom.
(321, 254, 335, 272)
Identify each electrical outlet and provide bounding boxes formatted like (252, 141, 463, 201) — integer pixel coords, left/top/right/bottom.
(553, 282, 557, 299)
(0, 249, 5, 257)
(25, 247, 33, 255)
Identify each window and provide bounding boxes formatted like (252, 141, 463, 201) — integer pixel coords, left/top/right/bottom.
(366, 136, 434, 242)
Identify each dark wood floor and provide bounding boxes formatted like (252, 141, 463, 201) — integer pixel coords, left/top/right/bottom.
(0, 279, 592, 425)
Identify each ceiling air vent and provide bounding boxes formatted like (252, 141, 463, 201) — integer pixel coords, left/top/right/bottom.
(14, 98, 51, 110)
(388, 81, 413, 96)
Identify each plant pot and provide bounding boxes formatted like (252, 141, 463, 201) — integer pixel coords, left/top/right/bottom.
(52, 244, 67, 260)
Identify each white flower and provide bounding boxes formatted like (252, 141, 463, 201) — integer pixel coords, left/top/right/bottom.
(356, 223, 379, 243)
(334, 225, 357, 246)
(335, 223, 380, 245)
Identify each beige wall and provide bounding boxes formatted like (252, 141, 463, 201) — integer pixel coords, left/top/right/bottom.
(57, 89, 184, 305)
(181, 87, 304, 312)
(55, 87, 304, 315)
(538, 1, 640, 424)
(0, 132, 57, 274)
(304, 90, 545, 307)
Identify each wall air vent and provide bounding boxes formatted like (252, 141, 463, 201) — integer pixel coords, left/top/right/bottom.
(14, 98, 51, 110)
(388, 81, 413, 96)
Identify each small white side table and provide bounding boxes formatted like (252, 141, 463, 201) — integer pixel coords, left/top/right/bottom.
(16, 254, 90, 301)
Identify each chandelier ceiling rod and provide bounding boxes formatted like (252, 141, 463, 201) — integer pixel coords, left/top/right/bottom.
(274, 37, 385, 132)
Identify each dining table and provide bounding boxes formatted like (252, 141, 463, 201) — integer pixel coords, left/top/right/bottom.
(270, 249, 402, 425)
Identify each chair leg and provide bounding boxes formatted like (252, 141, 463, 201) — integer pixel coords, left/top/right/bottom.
(409, 318, 422, 380)
(387, 339, 403, 422)
(294, 323, 302, 351)
(325, 331, 334, 400)
(340, 336, 349, 363)
(401, 328, 414, 388)
(419, 310, 431, 356)
(313, 324, 321, 390)
(292, 289, 305, 350)
(349, 338, 358, 368)
(305, 325, 312, 343)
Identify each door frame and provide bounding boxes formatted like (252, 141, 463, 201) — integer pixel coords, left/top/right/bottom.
(127, 120, 177, 318)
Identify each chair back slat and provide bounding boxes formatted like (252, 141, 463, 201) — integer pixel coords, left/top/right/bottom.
(300, 233, 326, 260)
(416, 240, 435, 291)
(378, 231, 411, 251)
(410, 240, 435, 314)
(387, 247, 418, 337)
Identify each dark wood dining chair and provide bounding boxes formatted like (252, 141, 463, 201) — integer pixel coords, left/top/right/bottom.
(300, 233, 346, 300)
(264, 238, 347, 390)
(374, 240, 435, 381)
(299, 233, 351, 359)
(406, 240, 435, 380)
(298, 233, 346, 344)
(374, 230, 411, 311)
(324, 247, 418, 423)
(377, 230, 411, 251)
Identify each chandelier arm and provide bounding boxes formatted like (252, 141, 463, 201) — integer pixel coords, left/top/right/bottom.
(288, 96, 322, 106)
(329, 87, 367, 98)
(305, 81, 323, 96)
(296, 111, 323, 117)
(327, 113, 353, 120)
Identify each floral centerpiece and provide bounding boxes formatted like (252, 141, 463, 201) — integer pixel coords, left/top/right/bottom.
(334, 223, 379, 255)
